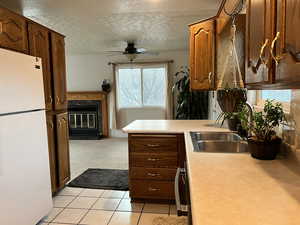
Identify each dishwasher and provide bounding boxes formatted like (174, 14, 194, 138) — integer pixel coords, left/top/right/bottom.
(175, 162, 192, 225)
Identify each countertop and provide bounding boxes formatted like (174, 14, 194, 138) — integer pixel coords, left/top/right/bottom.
(185, 132, 300, 225)
(123, 120, 300, 225)
(122, 120, 229, 133)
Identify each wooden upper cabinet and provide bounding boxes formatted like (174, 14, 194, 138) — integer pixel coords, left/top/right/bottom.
(56, 112, 70, 188)
(0, 7, 28, 53)
(51, 32, 67, 111)
(28, 23, 53, 111)
(46, 113, 58, 194)
(189, 20, 215, 90)
(273, 0, 300, 85)
(245, 0, 275, 85)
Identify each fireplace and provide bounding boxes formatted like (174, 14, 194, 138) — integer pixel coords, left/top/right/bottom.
(67, 91, 109, 139)
(68, 100, 102, 139)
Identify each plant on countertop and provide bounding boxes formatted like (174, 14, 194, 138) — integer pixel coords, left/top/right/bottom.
(238, 100, 286, 160)
(173, 67, 208, 119)
(240, 100, 285, 141)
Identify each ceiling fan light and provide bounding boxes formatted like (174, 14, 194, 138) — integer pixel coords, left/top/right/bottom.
(126, 54, 137, 62)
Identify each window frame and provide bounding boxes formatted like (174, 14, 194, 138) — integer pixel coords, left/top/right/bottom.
(115, 64, 168, 109)
(255, 90, 291, 113)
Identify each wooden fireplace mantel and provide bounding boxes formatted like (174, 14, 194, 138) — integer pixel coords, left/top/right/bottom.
(67, 91, 109, 137)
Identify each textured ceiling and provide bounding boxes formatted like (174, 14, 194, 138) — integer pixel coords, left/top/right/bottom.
(0, 0, 222, 54)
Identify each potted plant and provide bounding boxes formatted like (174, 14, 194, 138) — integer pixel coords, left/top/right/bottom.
(217, 87, 247, 112)
(173, 67, 208, 119)
(239, 100, 285, 160)
(217, 102, 248, 133)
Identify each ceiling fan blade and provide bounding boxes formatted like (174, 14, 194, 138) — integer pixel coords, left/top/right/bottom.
(142, 51, 160, 56)
(137, 48, 147, 53)
(103, 50, 124, 53)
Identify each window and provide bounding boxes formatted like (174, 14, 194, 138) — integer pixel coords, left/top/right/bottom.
(261, 90, 292, 102)
(116, 65, 167, 109)
(256, 89, 292, 112)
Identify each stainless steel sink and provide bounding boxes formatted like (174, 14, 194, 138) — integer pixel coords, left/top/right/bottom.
(190, 132, 242, 141)
(195, 141, 248, 153)
(190, 132, 248, 153)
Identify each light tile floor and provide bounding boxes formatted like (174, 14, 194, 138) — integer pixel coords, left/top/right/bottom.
(40, 187, 185, 225)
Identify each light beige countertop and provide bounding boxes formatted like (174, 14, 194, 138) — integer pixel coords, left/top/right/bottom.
(122, 120, 229, 133)
(185, 132, 300, 225)
(123, 120, 300, 225)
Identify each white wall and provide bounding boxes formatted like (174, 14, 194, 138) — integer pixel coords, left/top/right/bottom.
(66, 51, 188, 92)
(66, 50, 189, 136)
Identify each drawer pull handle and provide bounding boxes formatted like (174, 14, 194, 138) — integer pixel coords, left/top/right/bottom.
(147, 173, 160, 177)
(148, 187, 160, 192)
(147, 158, 159, 161)
(147, 144, 160, 147)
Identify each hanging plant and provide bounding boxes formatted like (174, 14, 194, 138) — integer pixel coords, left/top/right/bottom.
(217, 11, 247, 113)
(217, 88, 247, 112)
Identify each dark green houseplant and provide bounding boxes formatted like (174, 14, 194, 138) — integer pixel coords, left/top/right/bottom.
(173, 67, 208, 119)
(217, 102, 248, 132)
(239, 100, 285, 160)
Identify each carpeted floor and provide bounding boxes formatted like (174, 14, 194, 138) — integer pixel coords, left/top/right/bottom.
(69, 138, 128, 179)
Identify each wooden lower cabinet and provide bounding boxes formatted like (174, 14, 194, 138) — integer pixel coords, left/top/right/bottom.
(46, 112, 70, 194)
(128, 134, 185, 201)
(46, 113, 58, 193)
(130, 180, 175, 200)
(56, 112, 71, 189)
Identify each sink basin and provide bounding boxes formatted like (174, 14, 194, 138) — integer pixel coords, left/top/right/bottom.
(194, 140, 248, 153)
(190, 132, 248, 153)
(190, 132, 242, 141)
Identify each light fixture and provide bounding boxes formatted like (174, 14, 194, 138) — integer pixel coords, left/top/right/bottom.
(125, 54, 137, 62)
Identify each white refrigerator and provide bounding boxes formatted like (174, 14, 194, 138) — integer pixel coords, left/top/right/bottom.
(0, 49, 53, 224)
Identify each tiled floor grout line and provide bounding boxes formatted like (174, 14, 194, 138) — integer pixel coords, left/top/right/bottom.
(75, 189, 107, 225)
(49, 188, 85, 224)
(106, 194, 124, 225)
(48, 189, 178, 225)
(136, 203, 146, 225)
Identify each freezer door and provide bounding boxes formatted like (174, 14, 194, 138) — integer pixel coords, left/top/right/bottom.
(0, 48, 45, 115)
(0, 110, 52, 225)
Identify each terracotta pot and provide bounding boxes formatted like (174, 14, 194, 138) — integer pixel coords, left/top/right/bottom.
(248, 138, 282, 160)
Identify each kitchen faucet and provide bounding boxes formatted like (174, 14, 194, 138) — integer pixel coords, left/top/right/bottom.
(244, 102, 253, 137)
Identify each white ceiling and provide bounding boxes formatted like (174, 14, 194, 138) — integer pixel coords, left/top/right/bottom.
(0, 0, 222, 54)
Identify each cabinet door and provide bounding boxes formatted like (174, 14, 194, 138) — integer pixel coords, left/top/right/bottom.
(189, 20, 215, 90)
(0, 7, 28, 53)
(245, 0, 275, 85)
(273, 0, 300, 85)
(56, 112, 70, 188)
(46, 113, 58, 194)
(28, 23, 53, 111)
(51, 32, 67, 111)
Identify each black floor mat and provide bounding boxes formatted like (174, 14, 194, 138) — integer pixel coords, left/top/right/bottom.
(68, 168, 129, 191)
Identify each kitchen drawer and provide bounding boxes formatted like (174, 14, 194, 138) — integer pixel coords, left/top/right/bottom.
(130, 180, 175, 200)
(130, 135, 177, 152)
(130, 167, 177, 181)
(130, 152, 178, 168)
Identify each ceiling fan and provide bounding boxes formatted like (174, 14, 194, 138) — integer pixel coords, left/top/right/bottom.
(104, 41, 159, 62)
